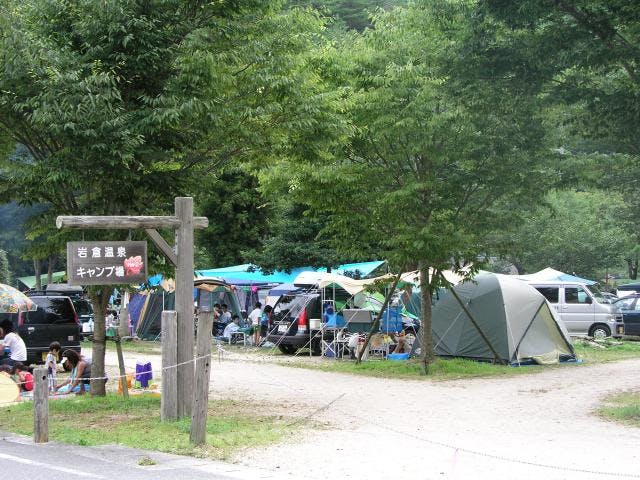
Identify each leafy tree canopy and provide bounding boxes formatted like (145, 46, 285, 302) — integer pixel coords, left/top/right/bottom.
(195, 169, 270, 269)
(491, 189, 630, 279)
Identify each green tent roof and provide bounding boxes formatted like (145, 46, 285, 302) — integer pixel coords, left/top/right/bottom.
(17, 271, 66, 289)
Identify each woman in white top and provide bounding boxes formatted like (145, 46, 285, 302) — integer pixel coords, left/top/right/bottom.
(0, 319, 27, 366)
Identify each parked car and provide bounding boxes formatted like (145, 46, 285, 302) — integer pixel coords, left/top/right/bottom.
(39, 284, 94, 339)
(527, 281, 617, 337)
(0, 293, 82, 364)
(611, 294, 640, 337)
(267, 293, 323, 355)
(73, 298, 95, 339)
(616, 282, 640, 298)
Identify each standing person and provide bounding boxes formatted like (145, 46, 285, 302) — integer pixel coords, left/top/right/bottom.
(0, 320, 27, 367)
(56, 350, 92, 395)
(248, 302, 262, 346)
(46, 341, 60, 393)
(260, 305, 273, 344)
(212, 303, 222, 335)
(220, 304, 232, 325)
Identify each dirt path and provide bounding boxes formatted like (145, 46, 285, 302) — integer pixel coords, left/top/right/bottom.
(106, 350, 640, 480)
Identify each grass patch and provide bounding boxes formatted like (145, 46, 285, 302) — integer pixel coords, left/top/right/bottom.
(82, 340, 161, 355)
(282, 339, 640, 381)
(283, 356, 542, 381)
(597, 391, 640, 427)
(0, 394, 295, 460)
(573, 339, 640, 363)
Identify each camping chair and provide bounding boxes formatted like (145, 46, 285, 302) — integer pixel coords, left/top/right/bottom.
(368, 333, 390, 359)
(228, 330, 247, 346)
(320, 313, 347, 358)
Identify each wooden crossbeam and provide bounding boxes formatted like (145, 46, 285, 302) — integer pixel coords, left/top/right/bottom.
(56, 215, 208, 230)
(145, 229, 178, 266)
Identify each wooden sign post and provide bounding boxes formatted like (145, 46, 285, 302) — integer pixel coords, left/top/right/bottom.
(57, 197, 208, 418)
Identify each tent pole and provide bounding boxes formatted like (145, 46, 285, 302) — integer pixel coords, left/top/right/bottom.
(446, 278, 508, 366)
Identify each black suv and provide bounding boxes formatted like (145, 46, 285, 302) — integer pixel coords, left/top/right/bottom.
(267, 293, 324, 355)
(0, 294, 82, 364)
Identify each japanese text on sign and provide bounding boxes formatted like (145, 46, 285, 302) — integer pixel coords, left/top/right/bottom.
(67, 241, 147, 285)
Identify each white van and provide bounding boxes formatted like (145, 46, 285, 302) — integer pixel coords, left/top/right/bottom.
(526, 282, 618, 337)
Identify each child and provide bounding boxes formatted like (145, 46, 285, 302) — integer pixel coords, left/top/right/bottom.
(46, 341, 60, 393)
(12, 362, 33, 392)
(248, 302, 263, 346)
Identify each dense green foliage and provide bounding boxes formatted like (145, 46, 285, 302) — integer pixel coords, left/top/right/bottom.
(0, 249, 10, 283)
(289, 0, 406, 30)
(276, 1, 551, 368)
(196, 169, 269, 268)
(493, 190, 630, 278)
(245, 200, 353, 271)
(0, 0, 639, 375)
(479, 0, 640, 276)
(0, 0, 329, 391)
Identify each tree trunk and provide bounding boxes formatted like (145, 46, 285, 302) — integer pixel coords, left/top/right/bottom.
(627, 259, 638, 280)
(513, 261, 525, 276)
(47, 255, 56, 285)
(87, 286, 114, 396)
(420, 266, 433, 374)
(355, 269, 404, 364)
(33, 259, 41, 290)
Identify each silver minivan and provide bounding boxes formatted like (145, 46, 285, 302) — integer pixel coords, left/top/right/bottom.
(527, 282, 618, 337)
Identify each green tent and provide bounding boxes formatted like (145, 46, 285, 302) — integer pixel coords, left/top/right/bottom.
(432, 273, 576, 364)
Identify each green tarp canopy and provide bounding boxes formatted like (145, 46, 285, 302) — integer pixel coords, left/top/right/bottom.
(17, 271, 66, 289)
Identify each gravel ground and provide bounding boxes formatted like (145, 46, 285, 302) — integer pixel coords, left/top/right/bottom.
(105, 348, 640, 480)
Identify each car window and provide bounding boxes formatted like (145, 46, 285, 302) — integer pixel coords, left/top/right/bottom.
(535, 287, 559, 303)
(73, 300, 93, 316)
(586, 285, 606, 303)
(26, 298, 76, 325)
(565, 287, 590, 304)
(615, 298, 636, 310)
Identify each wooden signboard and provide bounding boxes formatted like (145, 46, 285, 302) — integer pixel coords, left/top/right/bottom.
(67, 241, 148, 285)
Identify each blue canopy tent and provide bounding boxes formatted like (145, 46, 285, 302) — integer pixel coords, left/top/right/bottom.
(195, 265, 313, 285)
(317, 260, 387, 278)
(268, 283, 301, 296)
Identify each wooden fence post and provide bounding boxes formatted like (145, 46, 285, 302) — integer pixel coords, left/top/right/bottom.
(33, 367, 48, 443)
(116, 305, 129, 399)
(161, 310, 178, 421)
(190, 311, 213, 445)
(175, 197, 195, 418)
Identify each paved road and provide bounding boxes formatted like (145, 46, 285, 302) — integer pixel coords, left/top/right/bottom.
(0, 432, 293, 480)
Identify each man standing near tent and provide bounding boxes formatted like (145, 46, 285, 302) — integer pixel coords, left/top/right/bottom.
(248, 301, 262, 346)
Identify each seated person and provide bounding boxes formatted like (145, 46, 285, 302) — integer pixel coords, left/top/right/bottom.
(56, 350, 92, 395)
(215, 315, 242, 342)
(0, 320, 27, 367)
(11, 362, 33, 392)
(391, 331, 407, 354)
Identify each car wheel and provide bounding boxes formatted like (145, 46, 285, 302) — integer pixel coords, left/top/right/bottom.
(278, 345, 298, 355)
(589, 324, 611, 339)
